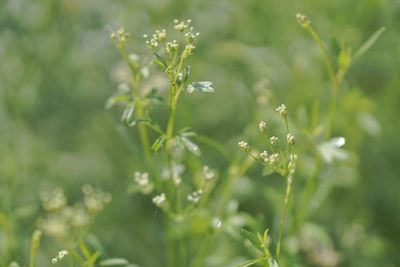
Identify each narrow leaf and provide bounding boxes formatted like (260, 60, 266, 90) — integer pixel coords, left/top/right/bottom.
(353, 27, 386, 61)
(152, 53, 168, 69)
(240, 228, 263, 252)
(181, 136, 201, 156)
(105, 94, 130, 109)
(236, 258, 267, 267)
(151, 135, 167, 152)
(121, 103, 135, 123)
(99, 258, 129, 266)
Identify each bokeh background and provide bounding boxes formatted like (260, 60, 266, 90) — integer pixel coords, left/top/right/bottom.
(1, 0, 399, 266)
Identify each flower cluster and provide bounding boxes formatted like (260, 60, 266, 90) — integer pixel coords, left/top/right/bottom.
(239, 104, 297, 176)
(51, 250, 68, 264)
(152, 193, 166, 207)
(111, 28, 130, 49)
(296, 13, 311, 28)
(38, 186, 111, 248)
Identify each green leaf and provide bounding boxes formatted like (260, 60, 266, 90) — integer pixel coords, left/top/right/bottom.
(181, 136, 201, 156)
(121, 102, 135, 123)
(263, 229, 269, 248)
(127, 117, 151, 127)
(268, 259, 279, 267)
(187, 81, 214, 94)
(99, 258, 129, 266)
(145, 89, 164, 103)
(183, 65, 191, 83)
(152, 53, 168, 69)
(353, 27, 386, 61)
(236, 258, 267, 267)
(240, 228, 263, 252)
(338, 45, 352, 70)
(151, 135, 167, 152)
(262, 165, 274, 176)
(106, 94, 130, 109)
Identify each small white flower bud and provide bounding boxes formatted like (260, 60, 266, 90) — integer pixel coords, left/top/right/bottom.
(296, 13, 311, 28)
(203, 166, 215, 181)
(268, 153, 280, 165)
(270, 136, 279, 145)
(152, 193, 166, 207)
(287, 133, 295, 145)
(238, 141, 250, 151)
(187, 190, 202, 204)
(259, 121, 267, 133)
(276, 104, 287, 117)
(260, 151, 269, 160)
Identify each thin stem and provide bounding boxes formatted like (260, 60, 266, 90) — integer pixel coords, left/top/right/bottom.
(304, 25, 339, 138)
(276, 171, 293, 258)
(294, 156, 322, 229)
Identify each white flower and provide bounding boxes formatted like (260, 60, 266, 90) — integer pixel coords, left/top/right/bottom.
(270, 136, 279, 145)
(260, 150, 269, 160)
(276, 104, 287, 117)
(152, 193, 166, 207)
(203, 166, 215, 181)
(259, 121, 267, 133)
(287, 133, 295, 145)
(238, 141, 250, 150)
(134, 172, 149, 186)
(187, 190, 203, 204)
(268, 153, 280, 165)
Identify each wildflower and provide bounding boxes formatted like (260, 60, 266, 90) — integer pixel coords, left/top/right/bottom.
(51, 250, 68, 264)
(187, 190, 203, 204)
(134, 172, 149, 186)
(268, 153, 280, 165)
(174, 19, 191, 32)
(259, 121, 267, 133)
(40, 188, 66, 211)
(155, 29, 167, 42)
(270, 136, 279, 145)
(276, 104, 287, 117)
(287, 133, 296, 145)
(260, 150, 269, 160)
(152, 193, 166, 207)
(238, 141, 250, 151)
(166, 40, 179, 53)
(296, 13, 311, 28)
(203, 165, 215, 181)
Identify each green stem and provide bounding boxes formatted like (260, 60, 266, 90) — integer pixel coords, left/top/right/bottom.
(304, 25, 339, 138)
(135, 100, 153, 167)
(294, 156, 322, 229)
(276, 171, 293, 258)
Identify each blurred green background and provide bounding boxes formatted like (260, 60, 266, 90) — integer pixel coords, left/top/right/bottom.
(0, 0, 399, 266)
